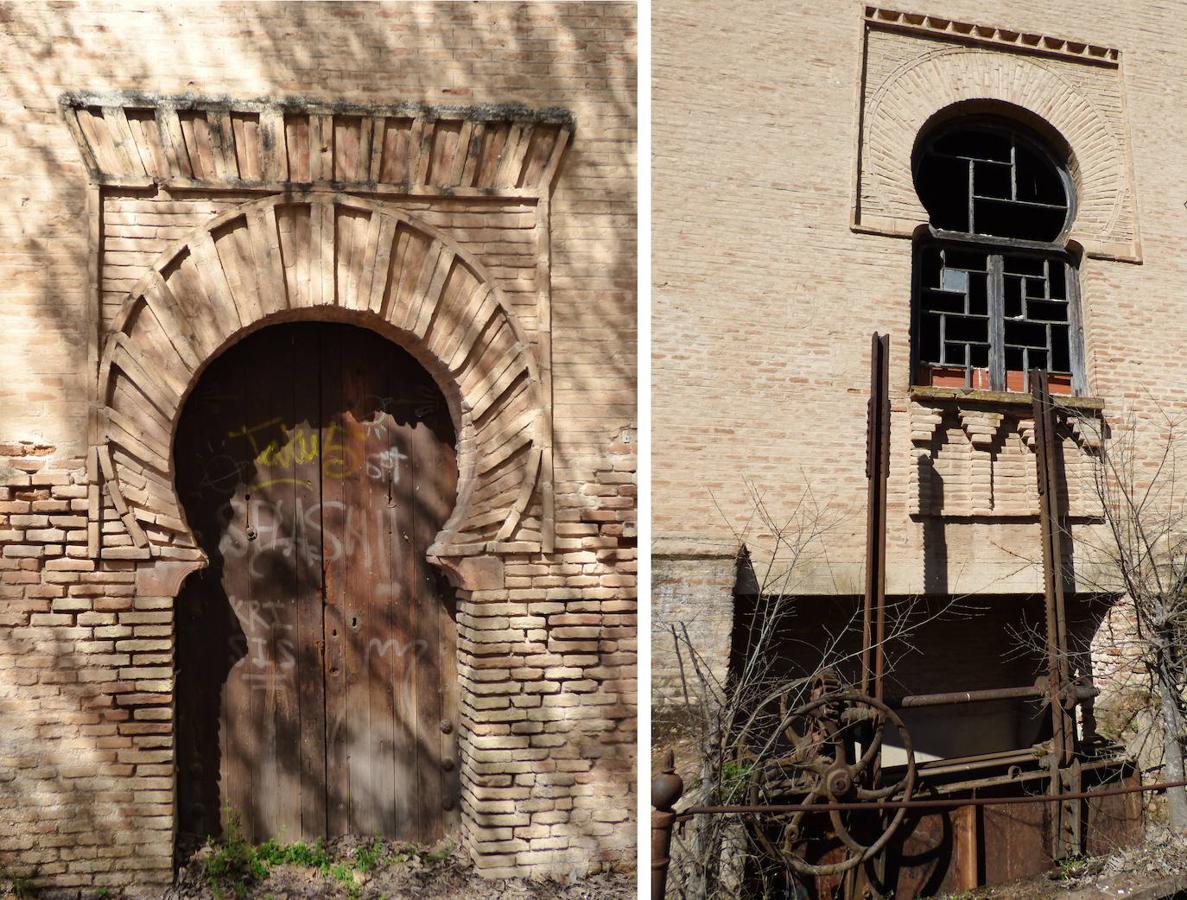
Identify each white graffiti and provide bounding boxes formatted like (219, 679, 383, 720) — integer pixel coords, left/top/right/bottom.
(227, 597, 297, 690)
(366, 447, 408, 482)
(366, 636, 429, 665)
(217, 497, 403, 577)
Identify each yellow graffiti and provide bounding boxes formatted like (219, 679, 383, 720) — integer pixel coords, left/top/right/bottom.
(226, 419, 361, 489)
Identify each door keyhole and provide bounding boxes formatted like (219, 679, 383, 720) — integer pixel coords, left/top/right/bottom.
(244, 492, 257, 541)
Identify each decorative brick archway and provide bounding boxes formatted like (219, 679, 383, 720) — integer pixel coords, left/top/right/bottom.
(97, 192, 546, 573)
(53, 93, 636, 883)
(853, 7, 1141, 262)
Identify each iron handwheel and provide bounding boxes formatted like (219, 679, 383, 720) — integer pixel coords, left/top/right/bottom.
(733, 685, 916, 877)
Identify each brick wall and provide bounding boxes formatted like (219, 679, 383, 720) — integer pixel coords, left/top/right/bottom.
(651, 554, 736, 706)
(0, 2, 635, 892)
(652, 1, 1187, 712)
(0, 444, 177, 886)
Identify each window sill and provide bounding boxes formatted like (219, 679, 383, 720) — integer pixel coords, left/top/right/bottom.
(909, 385, 1105, 412)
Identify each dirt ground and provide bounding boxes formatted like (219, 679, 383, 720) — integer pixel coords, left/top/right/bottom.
(161, 840, 635, 900)
(934, 827, 1187, 899)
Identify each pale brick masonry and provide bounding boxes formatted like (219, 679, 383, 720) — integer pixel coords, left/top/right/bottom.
(1, 442, 176, 887)
(0, 2, 635, 893)
(652, 0, 1183, 722)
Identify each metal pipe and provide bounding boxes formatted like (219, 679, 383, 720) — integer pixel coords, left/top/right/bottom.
(676, 771, 1165, 819)
(873, 333, 890, 705)
(891, 682, 1098, 708)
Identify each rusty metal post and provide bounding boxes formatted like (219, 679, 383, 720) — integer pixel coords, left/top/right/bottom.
(862, 333, 891, 701)
(859, 333, 892, 900)
(1030, 369, 1080, 858)
(652, 750, 684, 900)
(952, 803, 980, 892)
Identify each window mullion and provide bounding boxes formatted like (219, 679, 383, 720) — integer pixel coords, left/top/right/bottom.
(1067, 258, 1086, 396)
(988, 252, 1006, 391)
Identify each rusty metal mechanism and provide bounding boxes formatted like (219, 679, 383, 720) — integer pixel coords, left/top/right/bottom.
(651, 335, 1140, 899)
(731, 671, 916, 877)
(1031, 367, 1084, 857)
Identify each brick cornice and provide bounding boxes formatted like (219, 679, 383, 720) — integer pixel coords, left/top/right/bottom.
(853, 10, 1140, 262)
(864, 6, 1120, 67)
(60, 92, 573, 197)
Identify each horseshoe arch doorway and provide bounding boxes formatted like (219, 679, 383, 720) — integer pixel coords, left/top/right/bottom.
(172, 321, 460, 847)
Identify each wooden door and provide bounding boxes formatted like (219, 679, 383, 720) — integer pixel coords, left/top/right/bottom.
(174, 322, 459, 845)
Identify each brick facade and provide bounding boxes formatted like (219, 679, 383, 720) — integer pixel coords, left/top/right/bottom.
(652, 0, 1186, 727)
(0, 3, 635, 893)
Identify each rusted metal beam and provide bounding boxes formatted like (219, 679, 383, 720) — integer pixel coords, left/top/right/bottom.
(862, 332, 891, 701)
(674, 771, 1167, 818)
(1030, 368, 1080, 857)
(952, 804, 980, 892)
(891, 682, 1098, 709)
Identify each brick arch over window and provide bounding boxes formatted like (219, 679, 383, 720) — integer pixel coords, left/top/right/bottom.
(96, 192, 545, 567)
(855, 46, 1139, 261)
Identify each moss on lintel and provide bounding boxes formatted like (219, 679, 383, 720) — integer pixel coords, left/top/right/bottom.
(59, 91, 576, 128)
(909, 385, 1106, 412)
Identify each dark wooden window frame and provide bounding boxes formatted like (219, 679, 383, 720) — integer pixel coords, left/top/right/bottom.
(911, 120, 1086, 396)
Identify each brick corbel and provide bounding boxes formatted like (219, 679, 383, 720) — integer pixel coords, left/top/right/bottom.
(431, 554, 506, 592)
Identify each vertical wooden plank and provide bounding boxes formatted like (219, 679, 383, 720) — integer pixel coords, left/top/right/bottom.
(539, 126, 572, 193)
(62, 105, 102, 181)
(188, 114, 218, 180)
(102, 106, 148, 177)
(357, 116, 374, 183)
(367, 217, 398, 314)
(333, 116, 356, 184)
(352, 211, 384, 311)
(320, 325, 353, 835)
(212, 340, 265, 840)
(368, 116, 387, 183)
(310, 113, 332, 182)
(344, 330, 379, 834)
(206, 108, 239, 181)
(459, 122, 485, 188)
(414, 120, 436, 185)
(247, 206, 290, 315)
(388, 345, 427, 839)
(172, 325, 326, 843)
(289, 326, 329, 840)
(156, 106, 193, 179)
(371, 342, 407, 838)
(447, 120, 475, 188)
(410, 347, 460, 840)
(405, 118, 426, 185)
(319, 199, 336, 307)
(494, 123, 528, 188)
(334, 206, 352, 309)
(260, 107, 287, 182)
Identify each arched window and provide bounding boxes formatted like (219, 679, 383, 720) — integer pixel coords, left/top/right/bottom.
(912, 119, 1084, 394)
